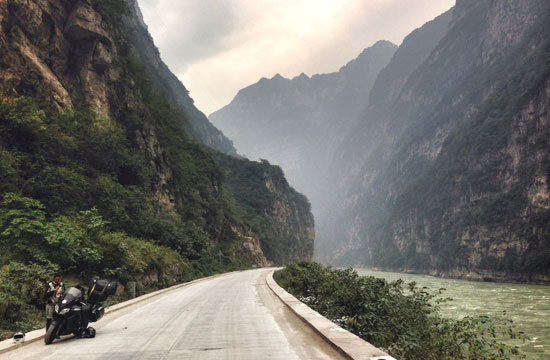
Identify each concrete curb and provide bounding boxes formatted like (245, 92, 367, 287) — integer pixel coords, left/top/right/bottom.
(266, 270, 396, 360)
(0, 271, 237, 354)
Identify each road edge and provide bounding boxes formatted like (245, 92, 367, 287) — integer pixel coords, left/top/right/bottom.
(265, 269, 396, 360)
(0, 271, 239, 354)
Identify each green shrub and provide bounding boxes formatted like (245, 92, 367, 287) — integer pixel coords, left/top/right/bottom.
(0, 262, 57, 332)
(275, 263, 524, 359)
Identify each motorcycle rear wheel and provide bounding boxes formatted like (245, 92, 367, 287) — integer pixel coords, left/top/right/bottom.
(44, 324, 58, 345)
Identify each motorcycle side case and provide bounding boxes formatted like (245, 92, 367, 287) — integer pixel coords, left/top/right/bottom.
(90, 306, 105, 322)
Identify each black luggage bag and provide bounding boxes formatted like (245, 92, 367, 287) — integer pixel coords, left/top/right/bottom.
(88, 278, 117, 303)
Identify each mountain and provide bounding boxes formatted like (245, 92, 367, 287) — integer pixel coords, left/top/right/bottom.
(209, 40, 397, 227)
(209, 0, 550, 282)
(208, 9, 453, 265)
(317, 9, 453, 260)
(0, 0, 314, 333)
(329, 0, 550, 281)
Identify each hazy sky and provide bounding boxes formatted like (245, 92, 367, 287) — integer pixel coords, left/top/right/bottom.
(138, 0, 454, 115)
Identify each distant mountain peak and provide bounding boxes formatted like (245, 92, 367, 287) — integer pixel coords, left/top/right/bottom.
(293, 72, 310, 81)
(357, 40, 397, 57)
(338, 40, 398, 76)
(372, 39, 396, 48)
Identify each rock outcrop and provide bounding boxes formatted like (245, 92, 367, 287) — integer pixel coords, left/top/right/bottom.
(217, 155, 314, 264)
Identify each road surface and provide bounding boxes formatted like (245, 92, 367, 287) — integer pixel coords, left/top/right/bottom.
(5, 269, 346, 360)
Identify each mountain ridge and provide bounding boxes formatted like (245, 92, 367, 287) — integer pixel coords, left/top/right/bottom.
(328, 0, 550, 281)
(208, 0, 550, 282)
(210, 40, 398, 225)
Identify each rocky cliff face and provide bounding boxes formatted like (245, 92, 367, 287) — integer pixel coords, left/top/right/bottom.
(263, 172, 315, 264)
(217, 155, 314, 264)
(329, 0, 550, 281)
(385, 42, 550, 282)
(0, 0, 313, 266)
(0, 0, 235, 155)
(317, 9, 453, 262)
(0, 0, 106, 111)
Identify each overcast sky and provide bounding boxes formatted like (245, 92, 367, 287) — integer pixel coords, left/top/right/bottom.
(138, 0, 454, 115)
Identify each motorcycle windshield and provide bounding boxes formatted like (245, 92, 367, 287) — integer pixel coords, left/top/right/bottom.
(60, 287, 83, 308)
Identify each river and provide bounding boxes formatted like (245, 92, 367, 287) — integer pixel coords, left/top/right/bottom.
(355, 269, 550, 359)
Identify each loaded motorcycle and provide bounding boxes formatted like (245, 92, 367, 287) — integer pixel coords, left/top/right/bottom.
(45, 278, 116, 345)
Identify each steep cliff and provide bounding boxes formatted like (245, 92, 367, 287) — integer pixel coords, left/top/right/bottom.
(217, 155, 314, 265)
(0, 0, 313, 276)
(330, 0, 550, 281)
(384, 25, 550, 281)
(318, 9, 453, 261)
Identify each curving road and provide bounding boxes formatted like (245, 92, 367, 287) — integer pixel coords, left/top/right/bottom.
(5, 269, 346, 360)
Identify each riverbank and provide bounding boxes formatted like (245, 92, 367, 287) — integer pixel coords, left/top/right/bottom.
(356, 268, 550, 359)
(275, 262, 525, 359)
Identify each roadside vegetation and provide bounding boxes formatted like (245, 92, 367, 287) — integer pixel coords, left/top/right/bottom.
(274, 262, 525, 359)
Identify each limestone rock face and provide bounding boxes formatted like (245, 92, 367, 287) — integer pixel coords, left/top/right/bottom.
(263, 176, 315, 264)
(327, 0, 550, 281)
(231, 227, 273, 267)
(92, 41, 112, 73)
(0, 0, 71, 107)
(0, 0, 115, 117)
(64, 1, 111, 43)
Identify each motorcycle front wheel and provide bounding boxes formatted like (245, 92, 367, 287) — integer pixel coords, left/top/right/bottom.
(44, 324, 58, 345)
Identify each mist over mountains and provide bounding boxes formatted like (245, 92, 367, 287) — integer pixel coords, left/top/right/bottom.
(209, 0, 550, 282)
(210, 40, 397, 234)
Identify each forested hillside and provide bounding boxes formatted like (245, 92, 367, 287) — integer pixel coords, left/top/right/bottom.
(0, 0, 313, 337)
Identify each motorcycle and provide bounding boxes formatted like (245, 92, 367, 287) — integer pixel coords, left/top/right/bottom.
(45, 278, 117, 345)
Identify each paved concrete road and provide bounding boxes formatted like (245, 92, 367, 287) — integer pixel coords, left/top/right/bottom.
(5, 269, 346, 360)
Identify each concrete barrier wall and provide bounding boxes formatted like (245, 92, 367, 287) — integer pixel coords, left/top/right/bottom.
(265, 270, 396, 360)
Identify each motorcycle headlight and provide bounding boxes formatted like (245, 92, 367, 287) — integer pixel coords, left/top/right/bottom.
(59, 308, 70, 315)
